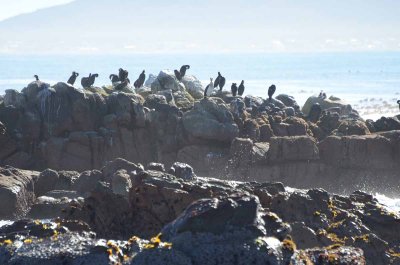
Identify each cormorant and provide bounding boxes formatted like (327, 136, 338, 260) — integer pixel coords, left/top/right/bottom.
(34, 75, 39, 81)
(268, 84, 276, 100)
(231, 83, 238, 96)
(174, 70, 182, 81)
(118, 68, 129, 82)
(204, 78, 214, 98)
(81, 73, 99, 88)
(109, 74, 120, 83)
(397, 100, 400, 111)
(238, 80, 245, 96)
(214, 72, 226, 91)
(179, 65, 190, 78)
(134, 70, 146, 89)
(67, 71, 79, 86)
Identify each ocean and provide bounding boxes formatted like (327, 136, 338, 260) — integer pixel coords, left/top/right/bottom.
(0, 52, 399, 120)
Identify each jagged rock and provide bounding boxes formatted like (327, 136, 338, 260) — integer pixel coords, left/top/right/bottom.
(54, 170, 80, 191)
(35, 169, 59, 196)
(0, 166, 38, 219)
(181, 75, 204, 99)
(144, 73, 157, 87)
(151, 70, 185, 93)
(289, 222, 319, 249)
(162, 194, 266, 238)
(373, 116, 400, 132)
(111, 169, 132, 197)
(276, 94, 299, 109)
(28, 195, 72, 219)
(336, 120, 370, 136)
(72, 170, 103, 195)
(169, 162, 196, 181)
(102, 158, 144, 183)
(182, 98, 239, 143)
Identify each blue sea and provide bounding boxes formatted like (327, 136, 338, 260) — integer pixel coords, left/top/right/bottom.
(0, 52, 399, 119)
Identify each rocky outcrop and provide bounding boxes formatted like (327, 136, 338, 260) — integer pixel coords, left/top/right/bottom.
(1, 160, 399, 263)
(0, 166, 38, 219)
(182, 98, 239, 143)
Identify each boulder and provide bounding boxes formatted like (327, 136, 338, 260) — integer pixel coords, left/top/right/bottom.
(336, 120, 370, 136)
(35, 169, 59, 196)
(144, 73, 157, 87)
(169, 162, 196, 181)
(111, 169, 132, 197)
(276, 94, 299, 109)
(268, 136, 319, 162)
(182, 98, 239, 142)
(28, 195, 72, 219)
(162, 194, 265, 238)
(0, 166, 38, 219)
(302, 95, 353, 116)
(102, 158, 144, 183)
(151, 70, 185, 93)
(181, 75, 204, 99)
(72, 170, 103, 195)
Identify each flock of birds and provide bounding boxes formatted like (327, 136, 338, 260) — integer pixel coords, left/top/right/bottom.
(32, 64, 280, 101)
(37, 66, 400, 114)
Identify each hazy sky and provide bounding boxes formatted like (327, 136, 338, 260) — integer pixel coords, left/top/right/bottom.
(0, 0, 74, 21)
(0, 0, 399, 54)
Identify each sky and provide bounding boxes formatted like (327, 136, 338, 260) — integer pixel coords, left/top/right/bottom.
(0, 0, 74, 21)
(0, 0, 399, 54)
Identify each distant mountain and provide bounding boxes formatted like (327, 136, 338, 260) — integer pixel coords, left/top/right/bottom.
(0, 0, 399, 54)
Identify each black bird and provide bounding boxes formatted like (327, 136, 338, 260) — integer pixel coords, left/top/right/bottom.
(109, 74, 120, 83)
(81, 73, 99, 88)
(219, 75, 226, 91)
(179, 65, 190, 78)
(397, 100, 400, 111)
(268, 84, 276, 100)
(174, 70, 182, 81)
(214, 72, 226, 91)
(118, 68, 129, 82)
(238, 80, 245, 96)
(34, 75, 39, 81)
(134, 70, 146, 89)
(67, 71, 79, 86)
(231, 83, 238, 96)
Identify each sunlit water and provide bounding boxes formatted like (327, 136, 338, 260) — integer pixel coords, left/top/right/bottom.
(0, 52, 399, 119)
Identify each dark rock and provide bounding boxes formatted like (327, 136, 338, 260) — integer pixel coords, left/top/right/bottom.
(169, 162, 196, 181)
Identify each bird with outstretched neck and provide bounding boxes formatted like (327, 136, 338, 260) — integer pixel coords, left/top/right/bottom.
(34, 75, 39, 81)
(179, 65, 190, 78)
(67, 71, 79, 86)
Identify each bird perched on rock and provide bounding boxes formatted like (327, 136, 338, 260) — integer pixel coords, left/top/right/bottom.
(397, 100, 400, 111)
(318, 90, 327, 99)
(179, 65, 190, 78)
(118, 68, 129, 82)
(81, 73, 99, 88)
(174, 70, 182, 81)
(67, 71, 79, 86)
(268, 84, 276, 100)
(231, 83, 238, 96)
(34, 75, 39, 81)
(204, 78, 214, 98)
(134, 70, 146, 89)
(214, 72, 226, 91)
(238, 80, 245, 96)
(109, 74, 120, 84)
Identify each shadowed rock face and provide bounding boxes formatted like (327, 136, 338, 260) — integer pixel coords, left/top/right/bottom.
(4, 160, 400, 264)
